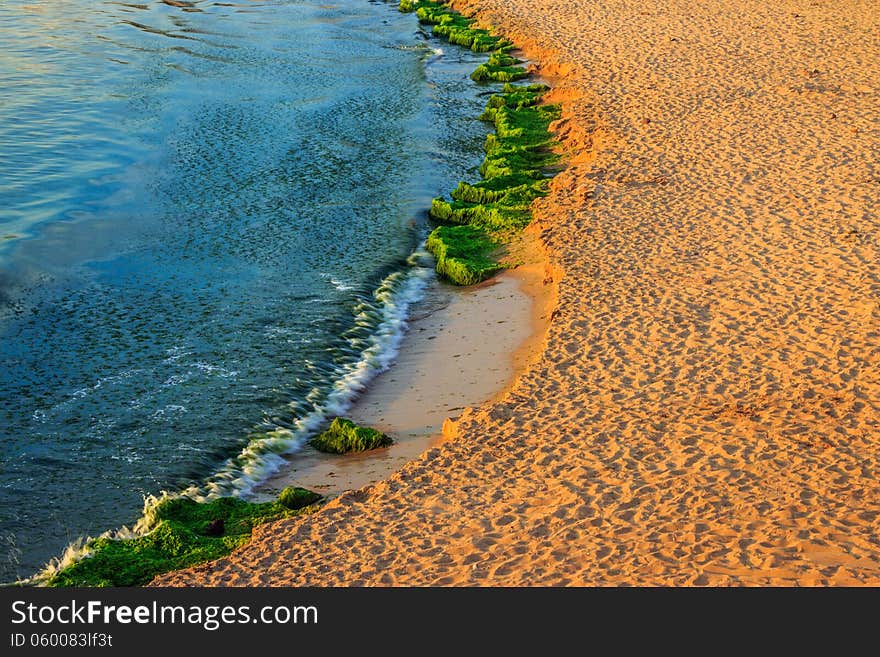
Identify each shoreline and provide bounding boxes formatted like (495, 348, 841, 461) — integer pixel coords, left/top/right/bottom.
(256, 232, 553, 501)
(38, 1, 563, 587)
(253, 4, 562, 505)
(258, 5, 565, 504)
(253, 0, 565, 516)
(154, 0, 880, 586)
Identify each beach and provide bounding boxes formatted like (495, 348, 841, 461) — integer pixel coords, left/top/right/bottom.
(154, 0, 880, 586)
(1, 0, 504, 582)
(254, 251, 552, 501)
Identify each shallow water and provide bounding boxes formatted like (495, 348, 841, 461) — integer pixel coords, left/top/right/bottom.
(0, 0, 490, 581)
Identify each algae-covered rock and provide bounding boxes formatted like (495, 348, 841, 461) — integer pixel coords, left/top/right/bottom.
(401, 2, 564, 287)
(470, 52, 528, 83)
(310, 417, 393, 454)
(278, 486, 322, 510)
(426, 224, 503, 286)
(399, 0, 512, 53)
(45, 488, 321, 587)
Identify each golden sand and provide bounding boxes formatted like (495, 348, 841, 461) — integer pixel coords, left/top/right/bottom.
(153, 0, 880, 585)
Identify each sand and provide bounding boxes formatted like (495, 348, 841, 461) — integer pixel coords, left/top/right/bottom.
(153, 0, 880, 586)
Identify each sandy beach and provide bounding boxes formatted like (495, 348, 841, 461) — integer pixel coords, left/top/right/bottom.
(154, 0, 880, 586)
(253, 253, 551, 501)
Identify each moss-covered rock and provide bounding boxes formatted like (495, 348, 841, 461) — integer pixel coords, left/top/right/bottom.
(470, 52, 528, 83)
(278, 486, 322, 510)
(310, 417, 393, 454)
(401, 2, 564, 286)
(429, 196, 525, 231)
(426, 224, 504, 286)
(428, 84, 561, 282)
(400, 0, 512, 52)
(44, 488, 321, 587)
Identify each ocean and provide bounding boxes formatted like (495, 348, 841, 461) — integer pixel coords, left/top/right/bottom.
(0, 0, 490, 582)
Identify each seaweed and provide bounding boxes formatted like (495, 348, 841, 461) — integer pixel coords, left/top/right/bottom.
(45, 488, 322, 587)
(310, 417, 393, 454)
(426, 84, 561, 283)
(400, 3, 563, 286)
(425, 224, 503, 286)
(470, 51, 528, 83)
(429, 196, 531, 232)
(400, 0, 513, 52)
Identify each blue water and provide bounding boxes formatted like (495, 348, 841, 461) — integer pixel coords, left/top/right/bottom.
(0, 0, 491, 581)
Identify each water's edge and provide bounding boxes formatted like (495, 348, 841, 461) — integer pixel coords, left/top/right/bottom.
(21, 4, 496, 584)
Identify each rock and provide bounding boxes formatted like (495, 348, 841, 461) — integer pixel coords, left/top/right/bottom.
(204, 518, 224, 536)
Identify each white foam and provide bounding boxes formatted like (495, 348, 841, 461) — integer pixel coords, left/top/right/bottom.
(320, 272, 356, 292)
(186, 249, 434, 501)
(330, 277, 355, 291)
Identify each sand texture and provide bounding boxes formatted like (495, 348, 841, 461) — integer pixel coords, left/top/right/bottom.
(153, 0, 880, 586)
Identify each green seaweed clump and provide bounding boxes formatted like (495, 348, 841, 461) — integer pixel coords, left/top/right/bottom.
(45, 488, 321, 587)
(426, 83, 561, 285)
(426, 225, 503, 286)
(310, 417, 393, 454)
(400, 3, 564, 287)
(399, 0, 512, 52)
(470, 51, 527, 83)
(278, 486, 322, 510)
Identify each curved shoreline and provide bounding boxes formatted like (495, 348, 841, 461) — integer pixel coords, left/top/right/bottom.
(256, 249, 553, 503)
(158, 0, 880, 586)
(36, 1, 557, 586)
(255, 0, 566, 502)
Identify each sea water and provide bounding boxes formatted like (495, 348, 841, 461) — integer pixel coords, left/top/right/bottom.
(0, 0, 490, 582)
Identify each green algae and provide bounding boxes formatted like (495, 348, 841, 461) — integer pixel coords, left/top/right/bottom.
(470, 51, 527, 83)
(42, 420, 387, 587)
(426, 225, 503, 286)
(278, 486, 322, 510)
(45, 487, 322, 587)
(401, 2, 563, 287)
(427, 84, 561, 284)
(400, 0, 512, 52)
(310, 417, 393, 454)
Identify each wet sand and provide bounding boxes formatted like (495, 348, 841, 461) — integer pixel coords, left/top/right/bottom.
(154, 0, 880, 586)
(254, 251, 551, 500)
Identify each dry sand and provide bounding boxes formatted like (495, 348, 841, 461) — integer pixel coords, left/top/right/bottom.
(153, 0, 880, 586)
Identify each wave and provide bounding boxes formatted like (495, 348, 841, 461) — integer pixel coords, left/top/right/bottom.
(188, 247, 433, 501)
(33, 245, 435, 583)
